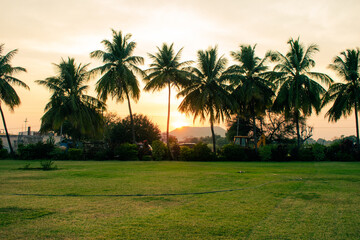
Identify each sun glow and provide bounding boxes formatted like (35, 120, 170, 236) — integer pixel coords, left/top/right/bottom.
(172, 121, 190, 129)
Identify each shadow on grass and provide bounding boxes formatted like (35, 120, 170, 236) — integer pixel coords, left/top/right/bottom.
(0, 207, 54, 227)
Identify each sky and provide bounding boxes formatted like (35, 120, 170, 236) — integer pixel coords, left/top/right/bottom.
(1, 0, 360, 140)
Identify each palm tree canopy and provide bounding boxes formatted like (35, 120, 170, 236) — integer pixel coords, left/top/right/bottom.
(177, 46, 233, 123)
(271, 38, 333, 117)
(36, 57, 105, 138)
(90, 29, 144, 103)
(143, 43, 192, 91)
(323, 49, 360, 121)
(226, 44, 275, 115)
(0, 44, 29, 110)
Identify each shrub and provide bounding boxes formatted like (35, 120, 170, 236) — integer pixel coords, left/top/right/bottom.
(258, 145, 276, 161)
(271, 144, 289, 162)
(0, 148, 9, 159)
(40, 160, 57, 170)
(220, 144, 248, 161)
(114, 143, 138, 160)
(311, 143, 326, 161)
(152, 140, 167, 161)
(192, 142, 216, 161)
(68, 148, 83, 160)
(179, 146, 194, 161)
(17, 141, 55, 160)
(50, 148, 68, 160)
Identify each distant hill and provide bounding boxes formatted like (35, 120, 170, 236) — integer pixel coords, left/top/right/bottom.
(169, 126, 226, 141)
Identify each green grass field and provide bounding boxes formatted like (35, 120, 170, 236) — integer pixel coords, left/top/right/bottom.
(1, 160, 360, 239)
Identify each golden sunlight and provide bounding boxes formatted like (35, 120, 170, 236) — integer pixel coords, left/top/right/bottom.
(172, 121, 190, 129)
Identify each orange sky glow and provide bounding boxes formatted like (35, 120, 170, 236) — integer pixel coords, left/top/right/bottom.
(1, 0, 360, 140)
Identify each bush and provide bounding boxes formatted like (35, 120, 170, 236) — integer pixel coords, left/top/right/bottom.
(68, 148, 83, 160)
(220, 144, 248, 161)
(50, 148, 68, 160)
(152, 140, 167, 161)
(271, 144, 289, 162)
(192, 142, 216, 161)
(258, 145, 276, 161)
(179, 146, 194, 161)
(311, 143, 326, 161)
(17, 141, 55, 160)
(0, 148, 9, 159)
(40, 160, 57, 170)
(114, 143, 138, 160)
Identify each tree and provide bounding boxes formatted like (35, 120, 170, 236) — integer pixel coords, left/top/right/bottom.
(271, 38, 332, 148)
(36, 57, 105, 140)
(144, 43, 192, 159)
(323, 49, 360, 148)
(177, 46, 233, 152)
(227, 44, 275, 152)
(0, 44, 29, 155)
(105, 113, 161, 148)
(90, 29, 144, 143)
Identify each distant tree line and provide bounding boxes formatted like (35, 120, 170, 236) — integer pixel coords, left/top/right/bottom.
(1, 29, 360, 159)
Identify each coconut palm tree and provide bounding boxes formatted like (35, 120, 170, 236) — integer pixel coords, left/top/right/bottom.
(144, 43, 192, 158)
(227, 44, 275, 151)
(90, 29, 144, 143)
(36, 57, 105, 140)
(271, 38, 332, 148)
(0, 44, 29, 155)
(177, 46, 233, 152)
(323, 49, 360, 148)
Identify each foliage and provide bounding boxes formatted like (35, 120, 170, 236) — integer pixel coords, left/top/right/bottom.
(178, 142, 216, 161)
(323, 48, 360, 147)
(36, 57, 105, 140)
(105, 114, 161, 148)
(114, 143, 138, 161)
(271, 144, 289, 162)
(49, 148, 68, 160)
(152, 140, 167, 161)
(179, 146, 194, 161)
(17, 141, 55, 160)
(0, 44, 29, 155)
(227, 44, 275, 151)
(68, 148, 83, 160)
(144, 43, 192, 159)
(258, 145, 277, 161)
(178, 46, 233, 152)
(271, 37, 332, 147)
(219, 144, 248, 161)
(90, 29, 144, 143)
(40, 160, 57, 170)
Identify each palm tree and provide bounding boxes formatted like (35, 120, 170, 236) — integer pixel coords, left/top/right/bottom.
(36, 57, 105, 140)
(271, 38, 332, 148)
(227, 45, 275, 151)
(144, 43, 192, 159)
(177, 46, 233, 152)
(323, 49, 360, 148)
(0, 44, 29, 155)
(90, 29, 144, 143)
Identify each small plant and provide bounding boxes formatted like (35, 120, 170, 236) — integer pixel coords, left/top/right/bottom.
(40, 160, 57, 170)
(152, 140, 167, 161)
(23, 163, 31, 169)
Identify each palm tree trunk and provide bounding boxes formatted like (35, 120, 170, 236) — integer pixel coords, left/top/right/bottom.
(0, 105, 14, 156)
(210, 120, 216, 153)
(355, 101, 360, 150)
(252, 106, 258, 153)
(295, 111, 301, 149)
(167, 82, 174, 160)
(125, 90, 136, 144)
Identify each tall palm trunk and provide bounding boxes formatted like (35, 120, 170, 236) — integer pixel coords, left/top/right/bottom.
(0, 105, 14, 155)
(355, 101, 360, 150)
(210, 120, 216, 153)
(252, 109, 257, 152)
(125, 90, 136, 144)
(295, 111, 301, 149)
(167, 82, 174, 160)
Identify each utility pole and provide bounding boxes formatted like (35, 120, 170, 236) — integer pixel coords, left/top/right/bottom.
(24, 118, 28, 133)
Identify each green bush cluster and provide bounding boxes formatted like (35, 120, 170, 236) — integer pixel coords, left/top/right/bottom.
(179, 142, 217, 161)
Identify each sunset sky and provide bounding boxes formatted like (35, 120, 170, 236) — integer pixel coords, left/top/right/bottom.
(1, 0, 360, 140)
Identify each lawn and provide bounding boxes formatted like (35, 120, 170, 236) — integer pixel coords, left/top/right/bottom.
(1, 160, 360, 239)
